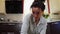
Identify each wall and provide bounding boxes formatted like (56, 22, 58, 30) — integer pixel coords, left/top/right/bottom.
(49, 0, 60, 13)
(44, 0, 48, 14)
(0, 0, 5, 14)
(23, 0, 34, 17)
(49, 0, 60, 21)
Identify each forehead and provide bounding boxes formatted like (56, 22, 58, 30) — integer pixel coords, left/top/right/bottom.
(32, 7, 41, 11)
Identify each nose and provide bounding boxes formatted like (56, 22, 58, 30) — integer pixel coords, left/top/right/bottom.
(33, 14, 38, 18)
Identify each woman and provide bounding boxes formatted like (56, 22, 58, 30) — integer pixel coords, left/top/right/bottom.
(21, 1, 47, 34)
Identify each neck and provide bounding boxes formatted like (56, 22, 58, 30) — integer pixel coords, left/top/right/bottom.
(34, 17, 40, 25)
(35, 17, 40, 21)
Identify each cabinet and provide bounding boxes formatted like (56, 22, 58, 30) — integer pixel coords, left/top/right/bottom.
(47, 21, 60, 34)
(0, 23, 22, 34)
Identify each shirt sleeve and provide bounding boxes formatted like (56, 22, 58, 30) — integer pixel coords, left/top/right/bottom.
(40, 20, 47, 34)
(21, 15, 30, 34)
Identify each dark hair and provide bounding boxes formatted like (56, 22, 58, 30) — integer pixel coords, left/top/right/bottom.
(31, 1, 45, 11)
(34, 0, 45, 3)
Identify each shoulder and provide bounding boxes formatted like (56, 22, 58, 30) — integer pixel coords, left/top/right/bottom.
(41, 16, 47, 24)
(24, 14, 31, 19)
(22, 14, 31, 25)
(23, 13, 31, 22)
(42, 17, 47, 22)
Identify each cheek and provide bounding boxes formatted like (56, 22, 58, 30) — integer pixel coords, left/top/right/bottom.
(37, 13, 42, 17)
(39, 12, 43, 16)
(32, 14, 39, 18)
(32, 14, 37, 17)
(39, 13, 42, 16)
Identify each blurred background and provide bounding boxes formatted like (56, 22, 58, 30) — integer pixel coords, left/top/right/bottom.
(0, 0, 60, 34)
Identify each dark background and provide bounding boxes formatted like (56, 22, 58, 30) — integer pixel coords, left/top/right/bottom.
(5, 0, 23, 14)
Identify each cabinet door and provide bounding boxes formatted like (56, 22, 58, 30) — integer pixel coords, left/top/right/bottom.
(50, 21, 60, 34)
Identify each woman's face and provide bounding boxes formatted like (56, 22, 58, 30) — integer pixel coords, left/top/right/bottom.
(32, 7, 43, 19)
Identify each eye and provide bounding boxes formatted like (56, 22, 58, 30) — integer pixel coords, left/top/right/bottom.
(33, 12, 39, 14)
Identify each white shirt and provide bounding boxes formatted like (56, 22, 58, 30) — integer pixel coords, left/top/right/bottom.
(21, 14, 47, 34)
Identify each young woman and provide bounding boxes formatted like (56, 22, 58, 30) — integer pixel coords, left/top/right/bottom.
(21, 1, 47, 34)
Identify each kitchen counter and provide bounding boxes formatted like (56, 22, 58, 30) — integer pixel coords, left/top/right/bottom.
(0, 21, 22, 23)
(47, 19, 60, 23)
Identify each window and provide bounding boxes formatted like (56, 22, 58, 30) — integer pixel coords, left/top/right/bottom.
(5, 0, 23, 14)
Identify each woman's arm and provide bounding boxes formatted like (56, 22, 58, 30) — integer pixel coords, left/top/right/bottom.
(21, 15, 30, 34)
(40, 20, 47, 34)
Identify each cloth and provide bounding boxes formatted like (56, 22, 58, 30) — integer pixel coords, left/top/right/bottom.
(21, 14, 47, 34)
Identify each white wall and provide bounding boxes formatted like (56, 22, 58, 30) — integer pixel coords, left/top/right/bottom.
(49, 0, 60, 21)
(23, 0, 34, 17)
(44, 0, 48, 14)
(0, 0, 5, 14)
(49, 0, 60, 13)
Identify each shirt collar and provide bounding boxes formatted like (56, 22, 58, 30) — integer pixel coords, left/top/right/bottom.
(33, 16, 44, 26)
(37, 16, 43, 26)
